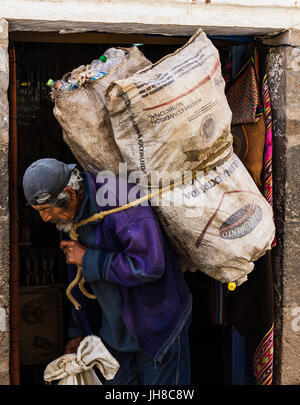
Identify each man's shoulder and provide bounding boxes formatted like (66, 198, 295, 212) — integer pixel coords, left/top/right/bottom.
(84, 171, 156, 223)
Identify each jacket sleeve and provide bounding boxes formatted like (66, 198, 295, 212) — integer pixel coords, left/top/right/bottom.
(81, 216, 166, 287)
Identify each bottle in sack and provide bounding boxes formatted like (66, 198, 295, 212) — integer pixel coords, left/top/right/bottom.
(47, 79, 78, 92)
(89, 55, 107, 80)
(102, 48, 126, 71)
(67, 78, 80, 88)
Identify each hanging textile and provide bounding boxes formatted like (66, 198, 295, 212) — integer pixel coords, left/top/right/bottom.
(262, 75, 273, 204)
(211, 43, 275, 385)
(226, 56, 260, 125)
(231, 115, 266, 187)
(227, 46, 266, 187)
(226, 252, 274, 385)
(253, 323, 274, 385)
(262, 74, 276, 247)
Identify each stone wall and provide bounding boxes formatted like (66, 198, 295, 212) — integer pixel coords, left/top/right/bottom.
(265, 29, 300, 385)
(0, 18, 10, 385)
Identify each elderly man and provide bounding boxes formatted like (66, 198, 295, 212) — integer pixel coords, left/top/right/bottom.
(23, 158, 192, 385)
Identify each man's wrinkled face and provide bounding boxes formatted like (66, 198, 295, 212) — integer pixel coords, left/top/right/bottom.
(32, 204, 74, 225)
(32, 188, 79, 232)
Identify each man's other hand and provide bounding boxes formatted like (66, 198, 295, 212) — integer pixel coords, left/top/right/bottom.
(64, 336, 84, 354)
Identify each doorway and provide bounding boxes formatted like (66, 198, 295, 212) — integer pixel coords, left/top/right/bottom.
(11, 33, 256, 385)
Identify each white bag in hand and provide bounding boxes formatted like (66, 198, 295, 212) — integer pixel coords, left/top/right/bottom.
(44, 335, 119, 385)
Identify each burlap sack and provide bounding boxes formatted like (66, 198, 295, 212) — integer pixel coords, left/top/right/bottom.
(152, 152, 275, 286)
(105, 28, 233, 185)
(52, 46, 151, 175)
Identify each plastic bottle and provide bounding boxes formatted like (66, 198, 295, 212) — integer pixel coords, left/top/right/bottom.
(102, 48, 126, 72)
(47, 79, 78, 92)
(68, 82, 79, 91)
(89, 71, 106, 81)
(67, 78, 80, 88)
(90, 54, 107, 71)
(89, 55, 108, 80)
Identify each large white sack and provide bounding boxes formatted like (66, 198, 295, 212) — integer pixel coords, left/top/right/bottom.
(105, 28, 233, 185)
(152, 152, 275, 286)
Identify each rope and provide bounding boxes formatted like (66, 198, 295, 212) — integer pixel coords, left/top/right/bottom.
(65, 152, 233, 309)
(65, 265, 84, 310)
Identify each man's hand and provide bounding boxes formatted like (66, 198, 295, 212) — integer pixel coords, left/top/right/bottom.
(60, 240, 87, 266)
(65, 336, 84, 354)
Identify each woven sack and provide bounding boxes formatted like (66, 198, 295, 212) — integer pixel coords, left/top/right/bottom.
(105, 28, 233, 186)
(52, 46, 151, 175)
(153, 152, 275, 285)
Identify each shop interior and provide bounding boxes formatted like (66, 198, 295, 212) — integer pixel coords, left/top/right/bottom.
(10, 32, 257, 385)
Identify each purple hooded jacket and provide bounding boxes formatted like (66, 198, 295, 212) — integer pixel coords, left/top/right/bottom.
(68, 172, 192, 362)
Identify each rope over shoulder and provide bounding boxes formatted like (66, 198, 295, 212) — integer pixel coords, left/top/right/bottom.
(65, 153, 233, 309)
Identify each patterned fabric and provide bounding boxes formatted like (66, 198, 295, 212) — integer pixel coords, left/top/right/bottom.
(231, 124, 249, 161)
(225, 47, 265, 187)
(226, 58, 260, 125)
(262, 74, 276, 247)
(262, 74, 273, 206)
(253, 324, 274, 385)
(213, 45, 275, 386)
(231, 114, 266, 187)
